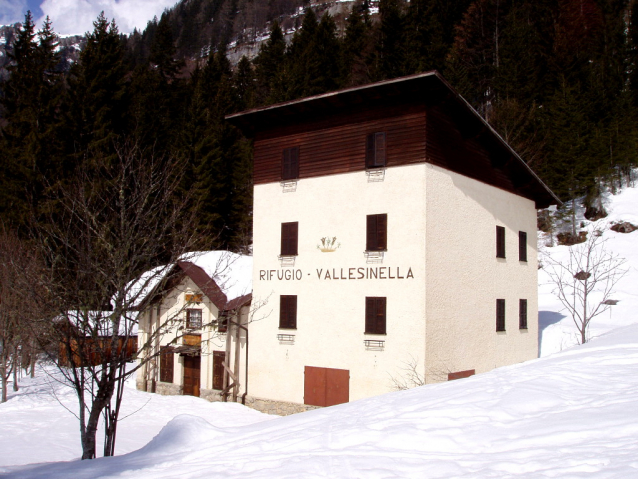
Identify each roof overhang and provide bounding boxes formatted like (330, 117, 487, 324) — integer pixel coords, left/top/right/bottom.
(226, 71, 561, 208)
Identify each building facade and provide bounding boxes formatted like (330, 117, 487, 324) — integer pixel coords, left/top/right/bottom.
(227, 72, 559, 414)
(136, 253, 252, 403)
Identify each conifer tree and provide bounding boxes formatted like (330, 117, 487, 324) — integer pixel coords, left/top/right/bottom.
(254, 21, 287, 104)
(0, 12, 61, 230)
(376, 0, 405, 80)
(65, 13, 127, 164)
(304, 14, 341, 96)
(342, 3, 371, 86)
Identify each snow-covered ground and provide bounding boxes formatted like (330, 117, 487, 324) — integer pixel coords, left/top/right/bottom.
(1, 184, 636, 478)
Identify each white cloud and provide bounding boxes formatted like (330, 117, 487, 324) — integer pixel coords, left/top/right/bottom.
(37, 0, 177, 36)
(0, 0, 28, 25)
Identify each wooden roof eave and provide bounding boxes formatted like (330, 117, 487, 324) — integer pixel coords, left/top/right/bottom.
(433, 73, 562, 208)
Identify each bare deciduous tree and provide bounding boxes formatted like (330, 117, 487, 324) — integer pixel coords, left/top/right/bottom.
(30, 144, 198, 460)
(544, 230, 627, 344)
(0, 230, 47, 402)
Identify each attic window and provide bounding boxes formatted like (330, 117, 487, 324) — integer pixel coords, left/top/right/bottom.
(282, 147, 299, 180)
(186, 309, 202, 329)
(366, 132, 386, 168)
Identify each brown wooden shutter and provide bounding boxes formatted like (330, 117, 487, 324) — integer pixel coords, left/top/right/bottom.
(366, 214, 387, 251)
(366, 133, 375, 168)
(519, 231, 527, 262)
(496, 299, 506, 331)
(160, 346, 174, 383)
(290, 147, 299, 179)
(375, 132, 386, 166)
(519, 299, 528, 329)
(280, 295, 297, 329)
(281, 222, 298, 255)
(377, 214, 387, 250)
(365, 297, 386, 334)
(213, 351, 225, 390)
(496, 226, 506, 258)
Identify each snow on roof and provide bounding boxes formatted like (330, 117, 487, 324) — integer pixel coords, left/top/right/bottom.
(131, 251, 253, 310)
(62, 309, 138, 336)
(187, 251, 253, 302)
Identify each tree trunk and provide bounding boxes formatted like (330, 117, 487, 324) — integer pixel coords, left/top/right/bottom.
(12, 358, 18, 392)
(1, 347, 7, 403)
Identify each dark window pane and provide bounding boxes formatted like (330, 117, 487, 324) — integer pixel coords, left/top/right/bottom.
(496, 299, 506, 331)
(519, 299, 528, 329)
(496, 226, 506, 258)
(519, 231, 527, 262)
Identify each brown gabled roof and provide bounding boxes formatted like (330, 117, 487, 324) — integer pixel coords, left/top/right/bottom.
(137, 261, 251, 312)
(224, 293, 252, 311)
(177, 261, 228, 311)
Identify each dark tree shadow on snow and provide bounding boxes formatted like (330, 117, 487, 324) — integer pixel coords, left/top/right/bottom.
(538, 310, 566, 357)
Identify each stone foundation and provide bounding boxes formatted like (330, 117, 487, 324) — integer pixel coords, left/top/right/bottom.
(155, 382, 181, 396)
(136, 381, 317, 416)
(243, 396, 320, 416)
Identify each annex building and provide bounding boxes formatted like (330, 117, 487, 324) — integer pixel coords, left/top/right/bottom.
(226, 71, 560, 414)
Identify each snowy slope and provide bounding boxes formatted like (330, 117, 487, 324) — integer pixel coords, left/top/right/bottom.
(0, 184, 636, 478)
(3, 323, 638, 478)
(538, 184, 638, 356)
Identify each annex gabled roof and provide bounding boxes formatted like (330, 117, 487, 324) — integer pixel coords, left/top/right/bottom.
(226, 71, 560, 208)
(135, 251, 253, 312)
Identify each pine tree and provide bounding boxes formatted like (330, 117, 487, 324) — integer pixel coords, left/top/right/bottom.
(0, 13, 61, 230)
(254, 21, 287, 105)
(65, 13, 127, 164)
(376, 0, 405, 80)
(342, 3, 371, 86)
(304, 13, 341, 96)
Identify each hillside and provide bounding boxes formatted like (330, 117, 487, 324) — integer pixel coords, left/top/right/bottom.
(0, 182, 636, 478)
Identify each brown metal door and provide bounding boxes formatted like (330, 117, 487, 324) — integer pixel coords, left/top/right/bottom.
(304, 366, 349, 407)
(183, 355, 201, 397)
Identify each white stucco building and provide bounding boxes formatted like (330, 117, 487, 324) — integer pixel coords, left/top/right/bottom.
(136, 252, 252, 402)
(226, 72, 560, 414)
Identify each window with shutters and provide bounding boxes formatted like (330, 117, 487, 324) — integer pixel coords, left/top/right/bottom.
(519, 299, 528, 329)
(365, 297, 386, 335)
(213, 351, 225, 390)
(279, 295, 297, 329)
(160, 346, 174, 383)
(218, 310, 228, 333)
(496, 299, 506, 332)
(519, 231, 527, 262)
(366, 214, 387, 251)
(186, 309, 202, 329)
(366, 132, 386, 168)
(280, 222, 298, 256)
(496, 226, 506, 258)
(281, 146, 299, 180)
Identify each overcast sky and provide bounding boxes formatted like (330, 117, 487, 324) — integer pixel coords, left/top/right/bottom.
(1, 0, 177, 36)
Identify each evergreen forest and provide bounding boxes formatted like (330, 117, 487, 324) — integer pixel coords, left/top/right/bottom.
(2, 0, 638, 253)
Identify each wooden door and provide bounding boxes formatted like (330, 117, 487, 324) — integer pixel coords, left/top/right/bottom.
(304, 366, 349, 407)
(183, 355, 201, 397)
(212, 351, 225, 390)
